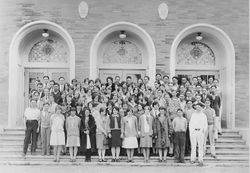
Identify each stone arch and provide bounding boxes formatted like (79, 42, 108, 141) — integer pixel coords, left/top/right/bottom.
(170, 23, 235, 129)
(8, 20, 75, 127)
(90, 21, 156, 84)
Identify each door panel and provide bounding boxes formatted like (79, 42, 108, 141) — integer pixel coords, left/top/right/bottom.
(176, 70, 219, 84)
(49, 69, 69, 83)
(24, 69, 47, 110)
(99, 69, 123, 83)
(99, 69, 145, 83)
(24, 68, 69, 109)
(123, 70, 146, 83)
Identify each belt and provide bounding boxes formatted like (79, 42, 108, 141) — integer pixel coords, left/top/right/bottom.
(194, 129, 200, 131)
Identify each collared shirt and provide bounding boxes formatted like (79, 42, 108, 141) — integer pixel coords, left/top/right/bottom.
(172, 116, 187, 132)
(202, 107, 215, 125)
(24, 107, 40, 120)
(189, 111, 208, 133)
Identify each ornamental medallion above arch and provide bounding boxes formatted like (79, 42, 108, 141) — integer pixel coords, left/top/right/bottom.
(176, 41, 215, 66)
(103, 40, 142, 64)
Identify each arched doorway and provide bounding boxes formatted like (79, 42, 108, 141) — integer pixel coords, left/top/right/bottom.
(90, 22, 156, 84)
(8, 20, 75, 127)
(170, 23, 235, 129)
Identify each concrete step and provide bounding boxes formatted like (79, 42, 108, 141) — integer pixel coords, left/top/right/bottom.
(0, 150, 248, 157)
(0, 132, 25, 136)
(0, 146, 248, 153)
(0, 160, 248, 167)
(0, 136, 25, 141)
(0, 154, 248, 161)
(3, 128, 25, 133)
(221, 129, 239, 133)
(218, 134, 242, 139)
(215, 139, 246, 144)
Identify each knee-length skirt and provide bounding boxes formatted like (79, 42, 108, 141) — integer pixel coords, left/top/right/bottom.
(110, 129, 122, 147)
(96, 134, 108, 149)
(140, 133, 152, 148)
(50, 131, 65, 146)
(123, 137, 138, 149)
(66, 136, 80, 147)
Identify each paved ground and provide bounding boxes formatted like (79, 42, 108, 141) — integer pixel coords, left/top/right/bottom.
(0, 165, 249, 173)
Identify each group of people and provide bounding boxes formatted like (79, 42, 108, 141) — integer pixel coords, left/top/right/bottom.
(22, 73, 221, 166)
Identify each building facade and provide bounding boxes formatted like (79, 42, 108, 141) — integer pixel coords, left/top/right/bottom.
(0, 0, 248, 132)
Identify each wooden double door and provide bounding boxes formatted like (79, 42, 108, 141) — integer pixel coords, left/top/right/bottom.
(99, 69, 146, 83)
(175, 70, 220, 84)
(24, 68, 69, 107)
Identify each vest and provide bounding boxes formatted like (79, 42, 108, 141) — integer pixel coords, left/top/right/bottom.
(110, 115, 121, 129)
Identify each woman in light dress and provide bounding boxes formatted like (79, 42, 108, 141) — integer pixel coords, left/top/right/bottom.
(95, 107, 109, 162)
(139, 105, 154, 163)
(50, 105, 65, 162)
(121, 108, 139, 163)
(66, 107, 81, 162)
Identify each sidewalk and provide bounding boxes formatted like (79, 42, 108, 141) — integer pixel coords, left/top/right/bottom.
(0, 165, 249, 173)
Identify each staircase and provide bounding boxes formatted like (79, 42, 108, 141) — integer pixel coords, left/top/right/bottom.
(0, 128, 249, 166)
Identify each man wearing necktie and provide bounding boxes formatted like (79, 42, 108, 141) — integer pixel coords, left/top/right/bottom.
(59, 77, 65, 92)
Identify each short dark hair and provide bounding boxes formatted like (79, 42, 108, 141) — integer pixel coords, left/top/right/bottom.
(106, 76, 113, 82)
(95, 78, 101, 84)
(172, 76, 178, 80)
(43, 102, 50, 106)
(144, 76, 150, 80)
(163, 75, 169, 79)
(126, 76, 132, 80)
(50, 80, 55, 84)
(159, 106, 166, 111)
(59, 76, 65, 80)
(37, 82, 43, 86)
(177, 108, 183, 112)
(112, 106, 120, 114)
(43, 76, 49, 79)
(71, 78, 77, 83)
(152, 101, 159, 107)
(99, 107, 106, 114)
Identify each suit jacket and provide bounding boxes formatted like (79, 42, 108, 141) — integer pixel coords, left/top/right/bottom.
(76, 110, 83, 118)
(201, 94, 213, 103)
(211, 95, 221, 116)
(52, 91, 62, 105)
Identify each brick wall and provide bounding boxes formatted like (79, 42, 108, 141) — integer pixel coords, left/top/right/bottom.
(0, 0, 248, 127)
